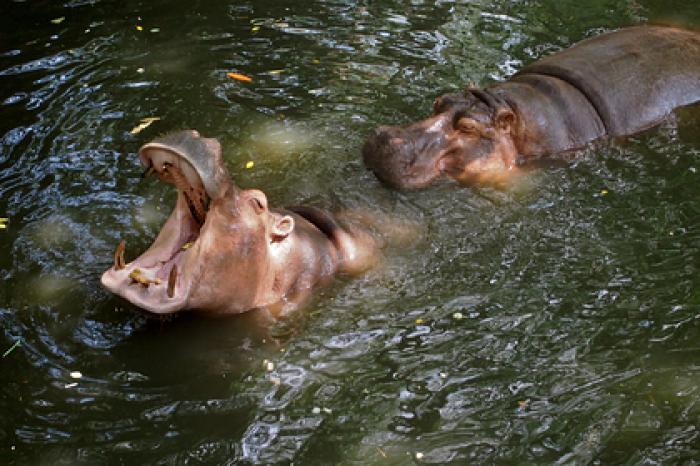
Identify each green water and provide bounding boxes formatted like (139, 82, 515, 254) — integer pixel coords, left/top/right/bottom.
(2, 0, 700, 464)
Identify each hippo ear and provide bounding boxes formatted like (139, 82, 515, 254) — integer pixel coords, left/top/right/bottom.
(271, 213, 295, 242)
(495, 107, 516, 133)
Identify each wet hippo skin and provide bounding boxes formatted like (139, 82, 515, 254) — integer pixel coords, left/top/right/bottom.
(362, 25, 700, 189)
(101, 131, 379, 316)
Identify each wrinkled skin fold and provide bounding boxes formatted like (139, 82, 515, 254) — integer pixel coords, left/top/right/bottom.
(101, 130, 378, 316)
(363, 25, 700, 189)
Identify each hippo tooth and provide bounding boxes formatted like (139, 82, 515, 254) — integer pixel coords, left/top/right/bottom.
(141, 166, 155, 179)
(114, 240, 126, 270)
(167, 265, 177, 298)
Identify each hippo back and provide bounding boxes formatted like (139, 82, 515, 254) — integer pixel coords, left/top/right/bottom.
(517, 26, 700, 136)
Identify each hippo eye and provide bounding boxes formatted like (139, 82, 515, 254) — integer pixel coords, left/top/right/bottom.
(456, 117, 479, 136)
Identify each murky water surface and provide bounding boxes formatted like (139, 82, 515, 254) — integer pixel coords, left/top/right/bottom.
(2, 0, 700, 464)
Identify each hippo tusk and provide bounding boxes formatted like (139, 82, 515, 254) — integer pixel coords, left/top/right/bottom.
(114, 240, 126, 270)
(167, 265, 177, 298)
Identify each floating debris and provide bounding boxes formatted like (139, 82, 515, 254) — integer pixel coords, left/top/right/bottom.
(136, 25, 143, 31)
(416, 452, 424, 460)
(2, 339, 21, 358)
(130, 117, 160, 135)
(0, 218, 8, 230)
(245, 161, 254, 169)
(51, 17, 66, 25)
(227, 72, 253, 83)
(69, 371, 82, 379)
(452, 312, 464, 320)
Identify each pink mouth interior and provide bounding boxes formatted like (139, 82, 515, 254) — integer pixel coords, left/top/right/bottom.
(101, 147, 210, 313)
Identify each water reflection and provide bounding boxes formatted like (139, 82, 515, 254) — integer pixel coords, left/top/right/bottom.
(1, 0, 700, 464)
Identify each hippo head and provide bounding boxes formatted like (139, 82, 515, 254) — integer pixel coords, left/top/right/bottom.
(362, 89, 518, 189)
(101, 130, 296, 315)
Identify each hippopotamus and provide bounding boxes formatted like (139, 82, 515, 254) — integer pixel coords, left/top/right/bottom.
(363, 25, 700, 189)
(101, 130, 379, 316)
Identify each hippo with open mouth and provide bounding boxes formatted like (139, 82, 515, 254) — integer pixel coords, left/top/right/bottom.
(363, 25, 700, 189)
(101, 130, 378, 316)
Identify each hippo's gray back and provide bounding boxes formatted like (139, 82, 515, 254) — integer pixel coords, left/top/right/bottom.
(517, 26, 700, 136)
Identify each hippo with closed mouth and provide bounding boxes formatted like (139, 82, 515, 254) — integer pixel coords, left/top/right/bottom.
(363, 25, 700, 189)
(101, 130, 378, 316)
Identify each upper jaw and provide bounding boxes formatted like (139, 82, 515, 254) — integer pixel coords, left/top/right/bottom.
(137, 132, 231, 201)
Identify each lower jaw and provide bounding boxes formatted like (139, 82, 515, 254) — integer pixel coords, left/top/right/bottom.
(101, 239, 195, 314)
(100, 264, 190, 314)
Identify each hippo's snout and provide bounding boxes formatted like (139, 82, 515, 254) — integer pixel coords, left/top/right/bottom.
(362, 126, 418, 189)
(363, 124, 446, 190)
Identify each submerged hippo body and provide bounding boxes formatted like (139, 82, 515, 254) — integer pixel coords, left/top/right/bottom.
(363, 26, 700, 189)
(101, 131, 377, 316)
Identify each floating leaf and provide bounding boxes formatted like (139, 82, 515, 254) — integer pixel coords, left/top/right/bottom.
(245, 161, 254, 169)
(251, 26, 260, 32)
(0, 218, 8, 230)
(227, 72, 253, 83)
(51, 17, 66, 25)
(136, 25, 143, 31)
(130, 117, 160, 135)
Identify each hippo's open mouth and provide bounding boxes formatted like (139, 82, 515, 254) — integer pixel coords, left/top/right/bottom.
(100, 138, 213, 314)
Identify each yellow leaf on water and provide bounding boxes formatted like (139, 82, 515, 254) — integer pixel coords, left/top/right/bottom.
(245, 161, 255, 169)
(0, 218, 8, 230)
(130, 117, 161, 135)
(51, 17, 66, 25)
(136, 25, 143, 31)
(251, 26, 260, 32)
